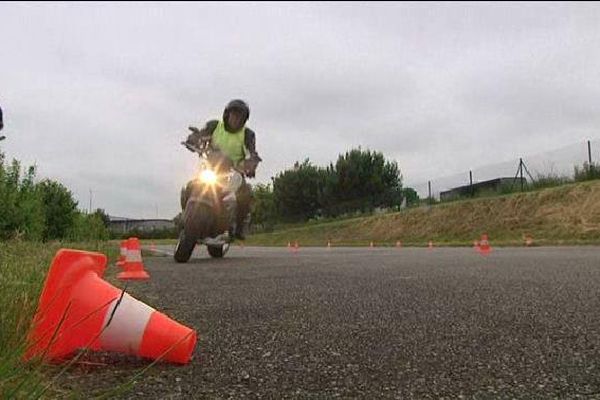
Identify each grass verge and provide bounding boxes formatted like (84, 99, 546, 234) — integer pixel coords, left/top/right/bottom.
(0, 240, 118, 398)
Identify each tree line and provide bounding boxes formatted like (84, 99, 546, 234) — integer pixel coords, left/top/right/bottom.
(0, 152, 110, 241)
(251, 148, 419, 230)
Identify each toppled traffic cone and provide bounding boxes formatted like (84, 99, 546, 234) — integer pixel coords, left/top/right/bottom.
(116, 240, 127, 268)
(118, 238, 150, 280)
(477, 234, 492, 255)
(24, 249, 197, 364)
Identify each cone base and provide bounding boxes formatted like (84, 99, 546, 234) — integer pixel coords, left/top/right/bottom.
(117, 271, 150, 280)
(139, 312, 197, 364)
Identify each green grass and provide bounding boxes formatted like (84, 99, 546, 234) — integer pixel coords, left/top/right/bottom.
(0, 240, 118, 398)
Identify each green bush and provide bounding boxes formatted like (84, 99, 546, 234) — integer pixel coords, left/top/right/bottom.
(574, 162, 600, 182)
(0, 152, 108, 241)
(37, 179, 78, 240)
(0, 155, 45, 240)
(68, 212, 110, 241)
(530, 172, 571, 190)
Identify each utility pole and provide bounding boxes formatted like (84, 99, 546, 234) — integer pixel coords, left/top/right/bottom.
(588, 140, 592, 164)
(89, 189, 92, 214)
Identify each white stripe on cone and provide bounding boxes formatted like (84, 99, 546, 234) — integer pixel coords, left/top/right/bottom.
(100, 293, 155, 353)
(127, 248, 143, 263)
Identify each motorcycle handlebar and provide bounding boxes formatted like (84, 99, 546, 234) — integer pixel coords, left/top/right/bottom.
(182, 140, 254, 178)
(181, 141, 202, 154)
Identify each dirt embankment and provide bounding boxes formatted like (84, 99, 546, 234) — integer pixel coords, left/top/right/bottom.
(247, 180, 600, 246)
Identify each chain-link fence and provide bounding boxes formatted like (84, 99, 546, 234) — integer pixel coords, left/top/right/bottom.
(407, 139, 600, 202)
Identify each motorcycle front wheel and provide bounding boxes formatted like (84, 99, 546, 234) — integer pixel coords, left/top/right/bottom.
(174, 202, 214, 263)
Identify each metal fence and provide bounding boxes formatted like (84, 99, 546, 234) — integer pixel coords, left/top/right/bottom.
(407, 139, 600, 201)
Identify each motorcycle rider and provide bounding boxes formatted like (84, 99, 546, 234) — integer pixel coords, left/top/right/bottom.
(185, 99, 262, 240)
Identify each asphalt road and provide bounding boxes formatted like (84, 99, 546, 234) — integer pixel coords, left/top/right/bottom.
(61, 245, 600, 399)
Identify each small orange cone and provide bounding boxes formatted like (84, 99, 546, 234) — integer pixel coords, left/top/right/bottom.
(118, 238, 150, 280)
(525, 235, 533, 247)
(327, 240, 331, 249)
(24, 249, 197, 364)
(473, 240, 480, 249)
(477, 234, 492, 255)
(428, 240, 433, 249)
(396, 240, 402, 248)
(370, 241, 374, 248)
(292, 241, 299, 254)
(150, 242, 157, 253)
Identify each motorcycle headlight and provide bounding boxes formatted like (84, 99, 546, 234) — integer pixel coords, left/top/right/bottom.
(199, 169, 218, 185)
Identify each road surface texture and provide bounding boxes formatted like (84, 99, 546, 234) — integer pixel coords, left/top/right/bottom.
(60, 246, 600, 399)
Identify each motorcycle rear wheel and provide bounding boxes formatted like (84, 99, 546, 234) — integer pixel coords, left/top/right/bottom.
(207, 244, 225, 258)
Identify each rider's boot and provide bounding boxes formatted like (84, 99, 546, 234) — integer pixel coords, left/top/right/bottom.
(234, 212, 250, 241)
(223, 196, 237, 242)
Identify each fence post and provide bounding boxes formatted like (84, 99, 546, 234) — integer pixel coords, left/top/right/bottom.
(469, 170, 473, 197)
(428, 180, 432, 203)
(520, 158, 524, 192)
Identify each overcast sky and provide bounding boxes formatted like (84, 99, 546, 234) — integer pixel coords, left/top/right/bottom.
(2, 2, 600, 218)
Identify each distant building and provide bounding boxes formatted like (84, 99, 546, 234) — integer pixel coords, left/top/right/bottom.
(440, 177, 527, 201)
(108, 216, 175, 234)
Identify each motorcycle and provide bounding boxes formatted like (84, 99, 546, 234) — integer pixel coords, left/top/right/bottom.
(174, 137, 246, 262)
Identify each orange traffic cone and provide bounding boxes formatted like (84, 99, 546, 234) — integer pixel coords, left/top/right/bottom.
(473, 240, 480, 249)
(150, 242, 157, 253)
(477, 234, 492, 255)
(116, 240, 127, 268)
(327, 240, 331, 249)
(118, 238, 150, 280)
(396, 240, 402, 248)
(293, 241, 299, 253)
(525, 235, 533, 247)
(428, 240, 433, 249)
(25, 249, 197, 364)
(370, 241, 374, 248)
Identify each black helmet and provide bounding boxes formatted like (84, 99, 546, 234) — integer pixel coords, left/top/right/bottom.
(223, 99, 250, 131)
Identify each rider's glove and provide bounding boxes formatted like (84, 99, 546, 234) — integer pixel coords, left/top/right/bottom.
(243, 154, 262, 178)
(186, 126, 211, 151)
